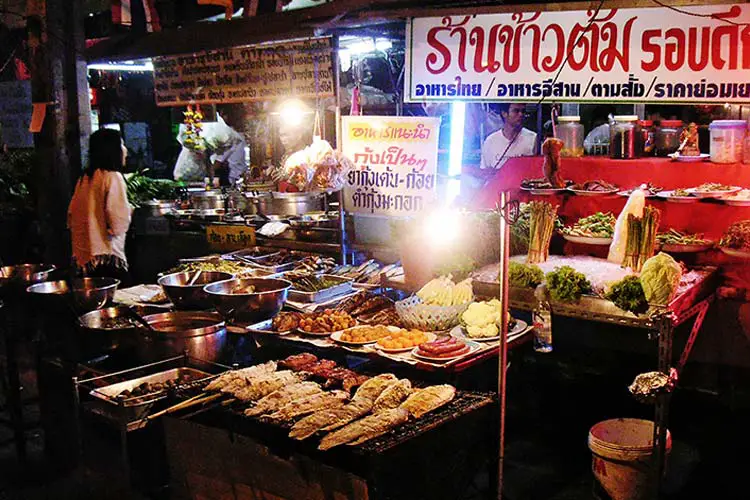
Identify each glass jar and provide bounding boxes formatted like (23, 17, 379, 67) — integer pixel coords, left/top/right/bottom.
(710, 120, 747, 163)
(743, 131, 750, 165)
(639, 120, 655, 156)
(655, 120, 683, 156)
(557, 115, 584, 157)
(610, 115, 641, 159)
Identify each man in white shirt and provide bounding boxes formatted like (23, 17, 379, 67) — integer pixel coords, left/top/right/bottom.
(481, 103, 537, 171)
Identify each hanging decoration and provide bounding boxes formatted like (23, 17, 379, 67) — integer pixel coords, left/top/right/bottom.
(182, 104, 206, 152)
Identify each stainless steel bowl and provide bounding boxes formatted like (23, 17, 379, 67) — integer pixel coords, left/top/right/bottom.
(78, 306, 137, 352)
(72, 277, 120, 312)
(203, 278, 291, 325)
(26, 280, 70, 295)
(0, 264, 56, 290)
(157, 271, 234, 310)
(137, 311, 227, 363)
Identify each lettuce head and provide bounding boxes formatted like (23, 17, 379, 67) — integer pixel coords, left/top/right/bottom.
(640, 252, 682, 306)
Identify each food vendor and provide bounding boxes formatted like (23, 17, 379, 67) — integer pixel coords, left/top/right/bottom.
(276, 98, 314, 165)
(480, 103, 537, 170)
(210, 104, 249, 186)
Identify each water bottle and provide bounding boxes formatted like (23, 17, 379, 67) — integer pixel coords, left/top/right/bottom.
(533, 284, 553, 353)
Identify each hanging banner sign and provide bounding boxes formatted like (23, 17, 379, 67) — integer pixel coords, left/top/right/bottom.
(406, 4, 750, 103)
(153, 37, 334, 106)
(342, 116, 439, 217)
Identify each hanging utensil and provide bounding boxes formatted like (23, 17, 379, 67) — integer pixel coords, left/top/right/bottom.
(188, 270, 202, 286)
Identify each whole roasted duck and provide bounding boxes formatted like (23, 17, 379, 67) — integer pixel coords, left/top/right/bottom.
(542, 137, 565, 189)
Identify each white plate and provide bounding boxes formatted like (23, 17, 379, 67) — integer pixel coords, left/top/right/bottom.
(375, 332, 437, 353)
(656, 191, 700, 203)
(720, 247, 750, 259)
(520, 186, 568, 195)
(686, 186, 742, 198)
(330, 325, 401, 346)
(668, 153, 710, 162)
(411, 341, 479, 363)
(561, 234, 613, 246)
(659, 242, 714, 253)
(450, 319, 528, 343)
(567, 187, 619, 196)
(720, 196, 750, 207)
(617, 190, 660, 198)
(245, 319, 293, 336)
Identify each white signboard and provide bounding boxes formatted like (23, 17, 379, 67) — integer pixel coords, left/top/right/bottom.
(406, 4, 750, 103)
(342, 116, 439, 216)
(0, 81, 33, 148)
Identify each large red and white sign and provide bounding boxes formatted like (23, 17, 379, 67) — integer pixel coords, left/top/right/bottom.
(405, 4, 750, 103)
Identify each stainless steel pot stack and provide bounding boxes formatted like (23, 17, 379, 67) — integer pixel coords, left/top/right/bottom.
(190, 190, 226, 211)
(136, 311, 227, 363)
(252, 191, 325, 217)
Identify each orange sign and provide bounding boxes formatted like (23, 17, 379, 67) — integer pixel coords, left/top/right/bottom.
(206, 225, 256, 251)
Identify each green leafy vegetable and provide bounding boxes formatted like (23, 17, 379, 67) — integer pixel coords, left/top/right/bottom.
(124, 170, 184, 208)
(507, 261, 544, 288)
(605, 276, 648, 314)
(545, 266, 592, 302)
(640, 252, 682, 306)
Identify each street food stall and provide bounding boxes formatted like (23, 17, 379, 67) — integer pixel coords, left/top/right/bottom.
(5, 1, 750, 499)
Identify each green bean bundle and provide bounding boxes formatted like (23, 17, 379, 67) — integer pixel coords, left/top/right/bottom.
(527, 201, 558, 264)
(623, 206, 661, 272)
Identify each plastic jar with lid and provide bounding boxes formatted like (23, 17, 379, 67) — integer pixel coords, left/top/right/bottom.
(655, 120, 683, 156)
(710, 120, 747, 163)
(610, 116, 641, 159)
(639, 120, 655, 156)
(557, 116, 584, 157)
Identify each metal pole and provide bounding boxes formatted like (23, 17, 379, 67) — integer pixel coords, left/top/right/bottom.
(497, 191, 510, 499)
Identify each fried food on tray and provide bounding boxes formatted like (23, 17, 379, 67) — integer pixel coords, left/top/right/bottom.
(272, 312, 302, 332)
(377, 329, 429, 350)
(570, 179, 618, 192)
(339, 325, 391, 343)
(298, 310, 356, 333)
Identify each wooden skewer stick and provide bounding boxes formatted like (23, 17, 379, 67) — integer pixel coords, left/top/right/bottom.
(147, 392, 223, 421)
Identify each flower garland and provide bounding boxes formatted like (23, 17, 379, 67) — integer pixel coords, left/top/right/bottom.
(182, 104, 206, 152)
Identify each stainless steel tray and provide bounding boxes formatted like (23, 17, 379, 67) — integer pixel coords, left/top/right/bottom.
(221, 247, 280, 262)
(88, 367, 213, 428)
(249, 254, 303, 273)
(287, 274, 353, 303)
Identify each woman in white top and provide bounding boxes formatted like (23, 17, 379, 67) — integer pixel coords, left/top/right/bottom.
(67, 129, 132, 282)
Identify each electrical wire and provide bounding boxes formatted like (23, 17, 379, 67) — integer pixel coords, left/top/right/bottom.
(489, 0, 606, 170)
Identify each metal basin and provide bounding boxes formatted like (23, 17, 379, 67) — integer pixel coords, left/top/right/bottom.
(0, 264, 56, 292)
(203, 278, 291, 325)
(190, 190, 225, 211)
(253, 191, 325, 217)
(26, 280, 70, 295)
(157, 271, 234, 310)
(72, 277, 120, 312)
(78, 306, 138, 353)
(137, 311, 227, 363)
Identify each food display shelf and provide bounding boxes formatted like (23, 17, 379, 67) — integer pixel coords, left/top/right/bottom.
(473, 266, 719, 329)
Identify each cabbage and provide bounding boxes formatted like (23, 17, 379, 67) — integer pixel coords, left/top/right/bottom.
(639, 252, 682, 306)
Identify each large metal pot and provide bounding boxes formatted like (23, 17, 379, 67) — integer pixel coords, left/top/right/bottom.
(253, 191, 325, 217)
(157, 271, 234, 310)
(78, 306, 138, 353)
(72, 277, 120, 312)
(203, 277, 291, 325)
(0, 264, 56, 293)
(137, 311, 227, 363)
(190, 190, 225, 210)
(227, 190, 260, 215)
(140, 200, 176, 217)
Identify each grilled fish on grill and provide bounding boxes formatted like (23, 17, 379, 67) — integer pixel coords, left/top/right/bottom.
(204, 361, 277, 392)
(373, 379, 412, 413)
(243, 381, 322, 417)
(318, 408, 410, 450)
(289, 399, 372, 440)
(233, 371, 299, 402)
(351, 374, 398, 403)
(265, 390, 349, 422)
(400, 385, 456, 419)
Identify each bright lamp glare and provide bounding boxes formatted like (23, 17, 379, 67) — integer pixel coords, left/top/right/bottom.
(88, 61, 154, 72)
(447, 102, 466, 205)
(279, 103, 305, 126)
(423, 209, 461, 247)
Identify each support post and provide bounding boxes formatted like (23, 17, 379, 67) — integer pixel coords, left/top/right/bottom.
(497, 191, 510, 499)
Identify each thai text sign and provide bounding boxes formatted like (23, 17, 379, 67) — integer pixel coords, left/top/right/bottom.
(207, 225, 256, 251)
(342, 116, 439, 216)
(153, 37, 333, 106)
(406, 4, 750, 103)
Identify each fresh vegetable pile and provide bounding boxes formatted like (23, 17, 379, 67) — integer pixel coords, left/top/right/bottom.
(561, 212, 616, 238)
(527, 201, 558, 264)
(507, 261, 544, 288)
(289, 275, 345, 293)
(605, 276, 647, 314)
(657, 229, 712, 246)
(719, 220, 750, 251)
(623, 206, 661, 272)
(124, 170, 184, 208)
(545, 266, 592, 302)
(640, 252, 682, 306)
(416, 276, 473, 306)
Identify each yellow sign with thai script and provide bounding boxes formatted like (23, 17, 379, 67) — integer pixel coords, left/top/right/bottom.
(206, 225, 256, 251)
